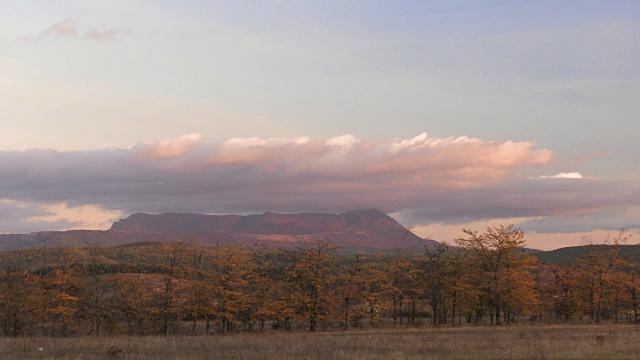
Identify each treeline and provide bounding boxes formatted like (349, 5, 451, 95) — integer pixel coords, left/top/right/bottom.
(0, 226, 637, 337)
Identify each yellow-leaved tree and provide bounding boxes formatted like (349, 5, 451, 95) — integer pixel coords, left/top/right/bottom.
(456, 225, 538, 325)
(288, 240, 340, 331)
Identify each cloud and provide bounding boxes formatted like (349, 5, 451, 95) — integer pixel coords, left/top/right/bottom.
(0, 133, 636, 234)
(537, 172, 584, 179)
(571, 152, 607, 166)
(519, 206, 640, 234)
(27, 203, 123, 231)
(21, 19, 126, 43)
(130, 133, 203, 160)
(0, 199, 77, 233)
(398, 177, 639, 223)
(38, 19, 79, 38)
(84, 28, 122, 41)
(326, 134, 360, 149)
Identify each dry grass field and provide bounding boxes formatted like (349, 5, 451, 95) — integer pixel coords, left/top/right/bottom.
(1, 324, 639, 360)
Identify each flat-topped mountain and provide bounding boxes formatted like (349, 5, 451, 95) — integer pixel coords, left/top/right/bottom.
(0, 209, 435, 251)
(111, 209, 433, 249)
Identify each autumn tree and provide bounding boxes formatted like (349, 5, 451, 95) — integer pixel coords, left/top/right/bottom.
(420, 242, 474, 327)
(625, 271, 639, 322)
(39, 268, 83, 336)
(288, 240, 340, 331)
(456, 225, 537, 325)
(444, 244, 476, 326)
(382, 238, 417, 326)
(0, 269, 41, 336)
(247, 243, 288, 332)
(109, 274, 151, 335)
(537, 265, 582, 322)
(183, 249, 215, 335)
(421, 243, 450, 326)
(576, 229, 631, 322)
(607, 270, 629, 322)
(80, 235, 111, 337)
(209, 245, 253, 333)
(157, 241, 190, 336)
(353, 261, 386, 327)
(337, 255, 367, 329)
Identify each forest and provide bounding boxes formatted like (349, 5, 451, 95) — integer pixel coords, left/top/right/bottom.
(0, 225, 637, 337)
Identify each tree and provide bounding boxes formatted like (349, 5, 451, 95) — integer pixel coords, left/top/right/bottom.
(288, 240, 340, 331)
(538, 265, 581, 322)
(209, 245, 252, 333)
(80, 235, 110, 337)
(183, 249, 215, 335)
(39, 268, 83, 336)
(338, 255, 366, 329)
(575, 229, 631, 322)
(157, 241, 190, 336)
(246, 243, 286, 332)
(110, 274, 151, 335)
(456, 225, 537, 325)
(0, 269, 41, 336)
(382, 234, 416, 326)
(421, 243, 450, 326)
(421, 242, 478, 327)
(444, 244, 474, 326)
(625, 271, 639, 322)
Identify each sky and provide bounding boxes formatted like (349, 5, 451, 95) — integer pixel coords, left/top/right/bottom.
(0, 1, 638, 250)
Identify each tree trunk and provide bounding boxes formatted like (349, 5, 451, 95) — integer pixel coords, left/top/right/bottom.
(393, 297, 398, 326)
(343, 297, 350, 330)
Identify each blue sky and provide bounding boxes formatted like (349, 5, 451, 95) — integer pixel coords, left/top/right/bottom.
(0, 1, 638, 249)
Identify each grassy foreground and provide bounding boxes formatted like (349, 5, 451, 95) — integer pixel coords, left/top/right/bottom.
(1, 324, 639, 360)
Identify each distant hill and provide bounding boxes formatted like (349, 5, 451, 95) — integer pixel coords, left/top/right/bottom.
(0, 209, 436, 251)
(533, 244, 640, 268)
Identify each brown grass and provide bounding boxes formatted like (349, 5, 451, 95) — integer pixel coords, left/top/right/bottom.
(1, 324, 639, 360)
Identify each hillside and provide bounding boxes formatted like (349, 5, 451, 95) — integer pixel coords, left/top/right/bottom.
(110, 209, 433, 249)
(0, 209, 435, 251)
(533, 244, 640, 268)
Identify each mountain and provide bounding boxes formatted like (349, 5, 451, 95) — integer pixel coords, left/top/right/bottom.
(0, 209, 436, 251)
(111, 209, 434, 250)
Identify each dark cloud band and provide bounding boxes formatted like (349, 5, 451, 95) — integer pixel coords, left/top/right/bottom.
(0, 133, 636, 234)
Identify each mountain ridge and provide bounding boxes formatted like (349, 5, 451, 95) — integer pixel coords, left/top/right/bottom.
(1, 209, 436, 251)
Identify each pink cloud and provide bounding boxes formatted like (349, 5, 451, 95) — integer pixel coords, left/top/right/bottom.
(0, 133, 637, 236)
(569, 151, 608, 167)
(126, 133, 553, 189)
(84, 28, 120, 41)
(326, 134, 360, 148)
(21, 19, 125, 43)
(43, 19, 79, 37)
(130, 133, 203, 160)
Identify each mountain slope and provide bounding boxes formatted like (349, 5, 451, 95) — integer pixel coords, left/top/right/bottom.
(533, 244, 640, 267)
(0, 210, 435, 251)
(111, 209, 432, 249)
